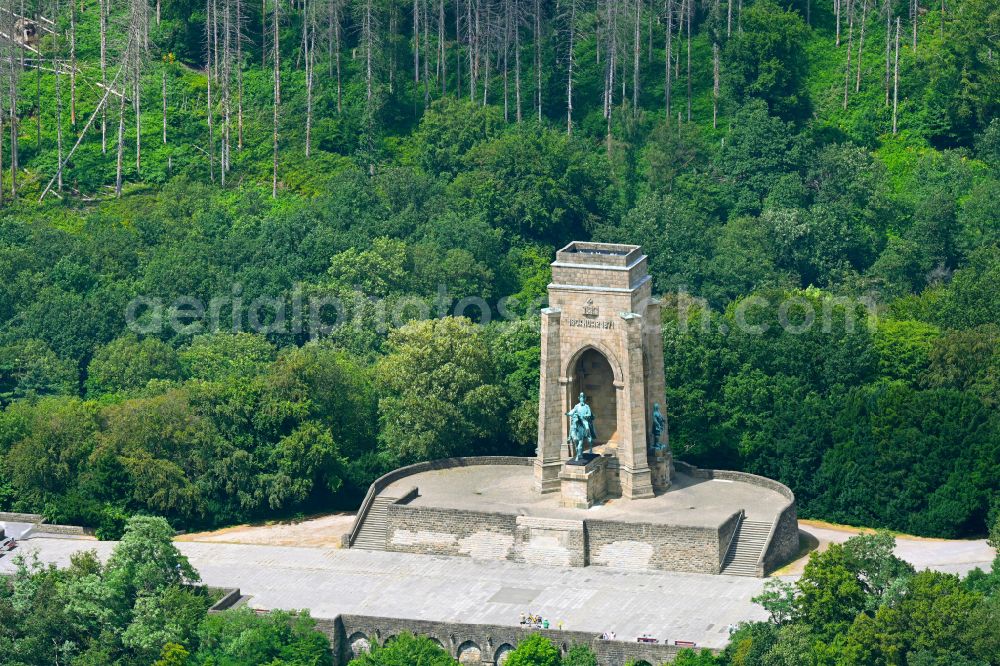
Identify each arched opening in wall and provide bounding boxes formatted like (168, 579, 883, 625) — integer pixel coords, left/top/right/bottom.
(495, 644, 515, 665)
(428, 637, 445, 649)
(457, 640, 482, 664)
(382, 635, 398, 646)
(572, 348, 619, 448)
(347, 632, 371, 657)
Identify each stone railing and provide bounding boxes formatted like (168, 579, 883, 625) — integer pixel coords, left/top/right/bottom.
(0, 512, 44, 523)
(345, 456, 533, 548)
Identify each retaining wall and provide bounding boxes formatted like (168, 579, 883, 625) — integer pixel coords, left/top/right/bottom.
(320, 614, 692, 665)
(358, 456, 799, 576)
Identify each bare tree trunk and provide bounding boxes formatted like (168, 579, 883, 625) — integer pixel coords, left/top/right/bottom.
(456, 0, 463, 96)
(855, 0, 868, 92)
(892, 16, 899, 134)
(272, 0, 280, 196)
(55, 24, 63, 192)
(468, 0, 475, 99)
(305, 0, 314, 157)
(100, 0, 108, 153)
(836, 0, 841, 45)
(8, 11, 18, 197)
(910, 0, 917, 50)
(414, 0, 420, 83)
(566, 0, 575, 132)
(665, 0, 672, 117)
(712, 41, 719, 128)
(503, 0, 510, 120)
(115, 92, 126, 196)
(727, 0, 731, 36)
(207, 0, 215, 182)
(237, 0, 244, 148)
(843, 0, 854, 109)
(70, 0, 77, 129)
(534, 0, 541, 120)
(162, 69, 168, 147)
(514, 0, 521, 121)
(686, 0, 691, 121)
(134, 76, 141, 174)
(884, 0, 891, 105)
(0, 112, 4, 205)
(364, 0, 375, 105)
(439, 0, 446, 94)
(334, 0, 343, 111)
(423, 0, 430, 105)
(633, 0, 640, 115)
(222, 0, 232, 179)
(481, 15, 490, 106)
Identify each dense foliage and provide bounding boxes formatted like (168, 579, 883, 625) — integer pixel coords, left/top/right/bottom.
(713, 532, 1000, 666)
(0, 516, 333, 665)
(0, 0, 997, 542)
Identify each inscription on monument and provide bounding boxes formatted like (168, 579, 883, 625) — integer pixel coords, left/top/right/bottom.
(568, 318, 614, 329)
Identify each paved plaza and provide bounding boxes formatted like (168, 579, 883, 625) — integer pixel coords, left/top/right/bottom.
(382, 467, 788, 526)
(1, 536, 771, 649)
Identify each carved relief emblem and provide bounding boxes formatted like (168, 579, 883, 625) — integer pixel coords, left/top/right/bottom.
(582, 298, 599, 317)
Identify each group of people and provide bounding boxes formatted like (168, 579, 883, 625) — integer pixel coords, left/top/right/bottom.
(519, 613, 551, 629)
(599, 631, 617, 640)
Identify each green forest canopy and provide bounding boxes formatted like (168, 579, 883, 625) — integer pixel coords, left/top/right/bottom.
(0, 0, 997, 540)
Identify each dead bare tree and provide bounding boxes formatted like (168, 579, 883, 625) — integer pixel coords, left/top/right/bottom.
(533, 0, 540, 120)
(53, 0, 65, 191)
(843, 0, 854, 109)
(271, 0, 279, 196)
(884, 0, 891, 105)
(438, 0, 446, 94)
(632, 0, 640, 115)
(100, 0, 108, 153)
(206, 0, 215, 182)
(328, 0, 343, 112)
(115, 0, 149, 197)
(685, 0, 690, 121)
(4, 6, 20, 197)
(236, 0, 244, 147)
(565, 0, 576, 132)
(713, 41, 719, 128)
(855, 0, 868, 92)
(513, 0, 521, 121)
(892, 15, 899, 133)
(69, 0, 75, 128)
(836, 0, 841, 45)
(304, 0, 317, 156)
(665, 0, 672, 117)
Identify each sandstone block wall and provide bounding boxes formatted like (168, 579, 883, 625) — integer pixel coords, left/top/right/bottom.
(586, 519, 723, 574)
(384, 502, 736, 574)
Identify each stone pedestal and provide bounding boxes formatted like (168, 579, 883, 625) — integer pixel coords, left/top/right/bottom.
(559, 455, 608, 509)
(650, 448, 673, 493)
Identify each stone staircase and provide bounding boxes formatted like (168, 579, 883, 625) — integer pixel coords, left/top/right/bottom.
(720, 519, 772, 577)
(351, 496, 398, 551)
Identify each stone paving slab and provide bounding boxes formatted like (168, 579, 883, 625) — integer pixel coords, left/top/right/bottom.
(2, 538, 771, 648)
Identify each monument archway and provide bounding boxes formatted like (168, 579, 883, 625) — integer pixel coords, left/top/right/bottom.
(535, 241, 673, 501)
(569, 346, 619, 448)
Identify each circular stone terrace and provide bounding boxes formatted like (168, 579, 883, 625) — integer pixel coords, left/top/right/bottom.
(379, 464, 787, 527)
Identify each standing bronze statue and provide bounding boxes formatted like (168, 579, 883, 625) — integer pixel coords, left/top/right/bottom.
(566, 392, 597, 461)
(650, 403, 666, 452)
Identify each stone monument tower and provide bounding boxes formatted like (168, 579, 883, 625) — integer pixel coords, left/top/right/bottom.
(535, 242, 673, 507)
